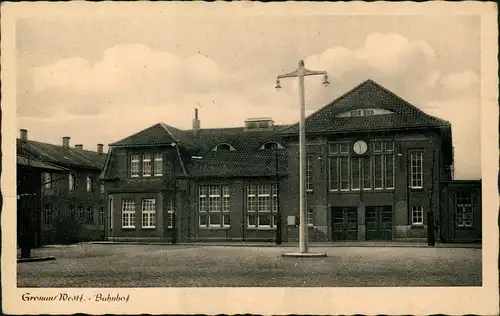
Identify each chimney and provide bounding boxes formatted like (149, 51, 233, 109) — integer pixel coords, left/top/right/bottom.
(62, 136, 70, 148)
(192, 108, 200, 137)
(20, 129, 28, 141)
(97, 144, 104, 154)
(75, 144, 83, 150)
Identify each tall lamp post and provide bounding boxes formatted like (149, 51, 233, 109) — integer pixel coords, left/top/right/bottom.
(276, 60, 329, 256)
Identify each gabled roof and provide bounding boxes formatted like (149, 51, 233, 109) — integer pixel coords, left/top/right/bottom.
(17, 155, 69, 171)
(279, 79, 450, 135)
(17, 139, 106, 171)
(110, 123, 197, 149)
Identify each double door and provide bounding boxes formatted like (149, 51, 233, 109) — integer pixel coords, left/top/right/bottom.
(365, 206, 393, 240)
(331, 207, 358, 241)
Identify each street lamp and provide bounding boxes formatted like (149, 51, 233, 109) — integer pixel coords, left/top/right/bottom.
(276, 60, 329, 256)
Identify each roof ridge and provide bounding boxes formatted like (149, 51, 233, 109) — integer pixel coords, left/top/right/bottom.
(279, 79, 376, 133)
(19, 138, 104, 154)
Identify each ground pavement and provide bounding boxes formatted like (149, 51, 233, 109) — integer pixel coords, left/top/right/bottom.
(17, 243, 481, 287)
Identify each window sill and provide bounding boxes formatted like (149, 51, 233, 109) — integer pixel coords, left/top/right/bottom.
(411, 224, 424, 229)
(121, 227, 136, 230)
(199, 226, 231, 230)
(247, 227, 276, 231)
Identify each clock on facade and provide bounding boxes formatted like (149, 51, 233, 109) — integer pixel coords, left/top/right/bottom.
(353, 140, 368, 155)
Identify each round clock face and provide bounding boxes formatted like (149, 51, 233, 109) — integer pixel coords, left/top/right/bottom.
(353, 140, 368, 155)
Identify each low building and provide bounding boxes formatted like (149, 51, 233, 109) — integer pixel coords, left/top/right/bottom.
(100, 79, 482, 243)
(17, 129, 107, 246)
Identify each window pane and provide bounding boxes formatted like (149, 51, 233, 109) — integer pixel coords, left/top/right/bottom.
(248, 215, 257, 227)
(339, 156, 349, 190)
(131, 154, 140, 177)
(385, 154, 394, 189)
(339, 143, 349, 153)
(329, 157, 338, 191)
(258, 215, 271, 226)
(154, 153, 163, 176)
(209, 214, 221, 226)
(306, 156, 313, 191)
(373, 141, 383, 152)
(384, 140, 394, 152)
(374, 155, 383, 189)
(329, 143, 338, 154)
(223, 214, 230, 227)
(410, 152, 423, 188)
(363, 156, 371, 189)
(351, 156, 360, 190)
(199, 214, 208, 227)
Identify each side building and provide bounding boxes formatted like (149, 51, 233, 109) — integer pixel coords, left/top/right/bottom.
(100, 79, 482, 244)
(17, 129, 107, 245)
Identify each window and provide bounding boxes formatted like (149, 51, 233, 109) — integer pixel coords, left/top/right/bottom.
(363, 109, 375, 116)
(362, 156, 372, 189)
(213, 143, 235, 151)
(42, 204, 52, 225)
(79, 205, 85, 220)
(100, 183, 105, 194)
(339, 156, 350, 190)
(385, 155, 394, 189)
(141, 198, 156, 228)
(167, 198, 174, 228)
(109, 198, 114, 229)
(154, 153, 163, 176)
(351, 156, 361, 190)
(130, 154, 140, 177)
(122, 199, 136, 228)
(373, 140, 383, 152)
(86, 176, 93, 192)
(410, 152, 424, 188)
(247, 184, 277, 228)
(199, 185, 230, 228)
(69, 173, 75, 191)
(329, 140, 394, 192)
(85, 206, 93, 224)
(142, 154, 152, 177)
(329, 157, 338, 191)
(42, 172, 52, 189)
(456, 192, 473, 228)
(306, 156, 313, 191)
(99, 206, 104, 225)
(374, 155, 384, 189)
(350, 109, 362, 117)
(339, 143, 349, 154)
(412, 205, 424, 225)
(307, 208, 314, 226)
(69, 204, 76, 219)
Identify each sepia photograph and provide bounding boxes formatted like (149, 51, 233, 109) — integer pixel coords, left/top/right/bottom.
(2, 1, 498, 315)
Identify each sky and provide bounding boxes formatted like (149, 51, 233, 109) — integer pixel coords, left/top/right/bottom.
(15, 7, 481, 180)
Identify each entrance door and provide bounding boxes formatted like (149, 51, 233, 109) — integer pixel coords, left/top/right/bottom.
(365, 206, 392, 240)
(331, 207, 358, 240)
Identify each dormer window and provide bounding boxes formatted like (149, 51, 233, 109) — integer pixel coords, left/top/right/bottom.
(212, 143, 236, 151)
(259, 141, 284, 150)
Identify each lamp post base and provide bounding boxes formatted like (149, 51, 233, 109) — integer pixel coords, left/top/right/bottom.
(282, 252, 327, 258)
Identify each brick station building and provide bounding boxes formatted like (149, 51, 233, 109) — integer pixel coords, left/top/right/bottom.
(17, 130, 107, 246)
(100, 79, 482, 243)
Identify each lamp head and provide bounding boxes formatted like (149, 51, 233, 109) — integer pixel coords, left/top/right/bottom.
(323, 74, 330, 87)
(275, 78, 282, 91)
